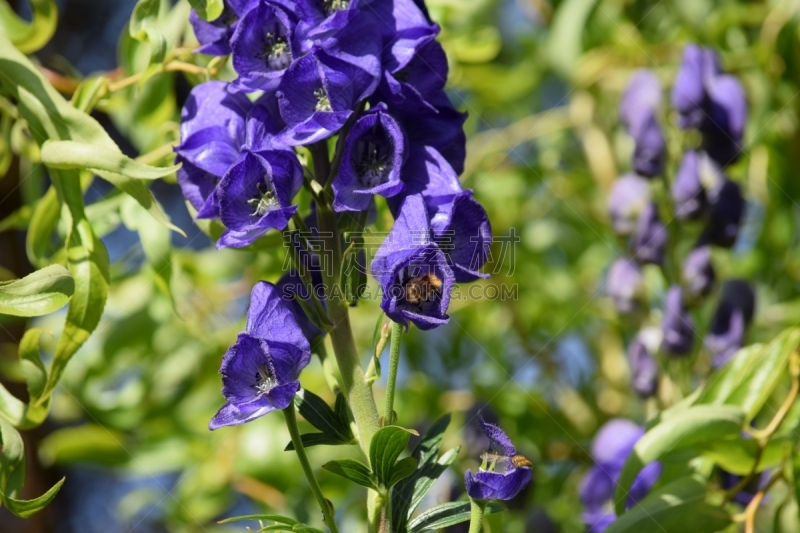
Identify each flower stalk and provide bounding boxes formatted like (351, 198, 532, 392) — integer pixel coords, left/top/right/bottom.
(468, 499, 486, 533)
(283, 406, 340, 533)
(383, 322, 403, 426)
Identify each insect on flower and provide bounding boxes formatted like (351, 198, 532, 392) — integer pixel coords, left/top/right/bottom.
(404, 273, 443, 306)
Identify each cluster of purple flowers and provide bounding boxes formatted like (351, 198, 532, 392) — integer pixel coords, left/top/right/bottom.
(177, 0, 491, 426)
(606, 44, 756, 399)
(579, 419, 661, 532)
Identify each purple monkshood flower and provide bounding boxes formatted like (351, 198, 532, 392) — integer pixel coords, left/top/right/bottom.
(210, 281, 311, 429)
(705, 179, 745, 248)
(628, 335, 658, 399)
(580, 419, 662, 532)
(606, 258, 645, 315)
(332, 104, 407, 212)
(661, 286, 694, 356)
(720, 471, 769, 507)
(631, 203, 667, 265)
(619, 70, 665, 177)
(176, 81, 252, 215)
(464, 419, 532, 501)
(230, 1, 301, 93)
(672, 151, 706, 220)
(190, 0, 257, 56)
(683, 245, 715, 299)
(211, 150, 303, 249)
(608, 174, 651, 236)
(378, 39, 448, 114)
(671, 44, 747, 166)
(277, 46, 380, 145)
(706, 280, 755, 367)
(371, 194, 455, 330)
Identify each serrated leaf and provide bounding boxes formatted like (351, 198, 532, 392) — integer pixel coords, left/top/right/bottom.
(322, 459, 376, 490)
(2, 477, 64, 518)
(370, 426, 415, 488)
(218, 514, 298, 525)
(0, 0, 58, 54)
(606, 476, 732, 533)
(614, 405, 744, 515)
(0, 264, 73, 317)
(188, 0, 224, 21)
(294, 389, 352, 442)
(407, 501, 505, 532)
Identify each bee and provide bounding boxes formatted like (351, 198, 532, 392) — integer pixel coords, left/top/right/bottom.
(480, 452, 533, 473)
(404, 273, 443, 306)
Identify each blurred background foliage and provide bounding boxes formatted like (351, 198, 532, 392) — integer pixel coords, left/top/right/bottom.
(2, 0, 800, 532)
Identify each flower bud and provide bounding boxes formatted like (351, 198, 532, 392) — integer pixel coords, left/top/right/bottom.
(672, 151, 706, 220)
(632, 203, 667, 265)
(628, 335, 658, 399)
(705, 179, 745, 248)
(608, 174, 651, 236)
(682, 245, 715, 299)
(607, 258, 645, 314)
(620, 70, 665, 177)
(706, 280, 755, 367)
(661, 286, 694, 356)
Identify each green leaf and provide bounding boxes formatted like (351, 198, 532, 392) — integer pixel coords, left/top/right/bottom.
(187, 0, 224, 21)
(725, 328, 800, 420)
(792, 449, 800, 520)
(294, 389, 353, 442)
(388, 456, 418, 488)
(369, 426, 415, 488)
(0, 33, 181, 234)
(218, 514, 298, 525)
(700, 436, 790, 475)
(0, 329, 49, 429)
(3, 477, 64, 518)
(614, 405, 744, 514)
(35, 175, 109, 405)
(606, 476, 732, 533)
(41, 140, 181, 180)
(698, 344, 766, 406)
(0, 0, 58, 54)
(284, 432, 351, 451)
(406, 501, 505, 533)
(393, 414, 455, 528)
(322, 459, 376, 490)
(26, 187, 61, 267)
(129, 0, 167, 66)
(546, 0, 598, 78)
(70, 76, 109, 114)
(0, 264, 73, 317)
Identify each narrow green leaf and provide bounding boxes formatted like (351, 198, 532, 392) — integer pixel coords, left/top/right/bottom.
(0, 264, 73, 317)
(284, 432, 350, 451)
(294, 389, 352, 442)
(322, 459, 376, 490)
(0, 0, 58, 54)
(218, 514, 298, 525)
(0, 329, 49, 429)
(370, 426, 415, 488)
(2, 477, 64, 518)
(606, 476, 732, 533)
(614, 405, 744, 515)
(698, 344, 766, 406)
(25, 187, 61, 267)
(388, 456, 418, 488)
(187, 0, 224, 21)
(0, 419, 25, 498)
(407, 501, 505, 533)
(726, 328, 800, 420)
(792, 448, 800, 523)
(70, 76, 110, 114)
(41, 140, 180, 180)
(546, 0, 598, 78)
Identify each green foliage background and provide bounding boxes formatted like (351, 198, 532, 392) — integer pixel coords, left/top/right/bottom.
(2, 0, 800, 531)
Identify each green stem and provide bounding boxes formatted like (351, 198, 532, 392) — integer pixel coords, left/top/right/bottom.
(383, 322, 403, 426)
(283, 407, 340, 533)
(468, 499, 486, 533)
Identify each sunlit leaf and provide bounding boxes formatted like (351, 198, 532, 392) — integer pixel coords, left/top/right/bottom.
(0, 264, 73, 317)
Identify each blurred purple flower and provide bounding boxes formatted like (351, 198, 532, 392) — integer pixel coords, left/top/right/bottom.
(607, 258, 645, 315)
(705, 179, 745, 248)
(631, 203, 667, 265)
(682, 245, 715, 299)
(672, 151, 706, 220)
(706, 280, 755, 367)
(661, 286, 694, 356)
(628, 336, 658, 399)
(464, 419, 532, 501)
(608, 174, 651, 236)
(720, 471, 769, 507)
(620, 70, 665, 177)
